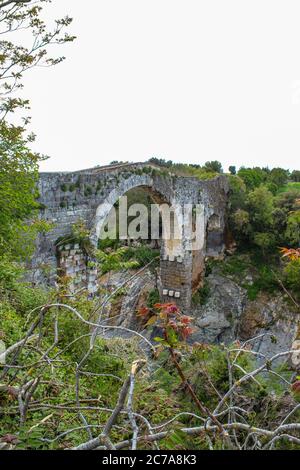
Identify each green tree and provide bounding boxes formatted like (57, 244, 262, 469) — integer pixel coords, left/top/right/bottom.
(237, 167, 267, 190)
(269, 167, 289, 187)
(231, 209, 251, 239)
(0, 123, 42, 257)
(0, 1, 74, 258)
(228, 165, 236, 175)
(291, 170, 300, 182)
(275, 190, 300, 211)
(228, 175, 247, 212)
(284, 258, 300, 293)
(272, 207, 288, 239)
(204, 160, 223, 173)
(247, 186, 274, 229)
(253, 232, 276, 256)
(0, 1, 75, 123)
(285, 211, 300, 246)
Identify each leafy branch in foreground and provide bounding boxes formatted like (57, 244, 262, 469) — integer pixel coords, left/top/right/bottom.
(0, 276, 300, 450)
(0, 0, 75, 122)
(0, 0, 75, 260)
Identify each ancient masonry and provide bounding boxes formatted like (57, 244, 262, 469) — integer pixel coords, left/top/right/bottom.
(33, 162, 229, 311)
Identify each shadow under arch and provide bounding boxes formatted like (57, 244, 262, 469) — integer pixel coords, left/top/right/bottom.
(90, 181, 185, 261)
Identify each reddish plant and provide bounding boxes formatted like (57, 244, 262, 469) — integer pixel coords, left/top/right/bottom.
(138, 302, 194, 347)
(280, 247, 300, 261)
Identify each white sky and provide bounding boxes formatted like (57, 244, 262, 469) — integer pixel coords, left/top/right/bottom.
(21, 0, 300, 172)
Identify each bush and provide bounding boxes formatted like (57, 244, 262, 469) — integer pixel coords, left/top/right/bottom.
(147, 288, 160, 308)
(284, 258, 300, 293)
(123, 245, 159, 267)
(192, 281, 210, 305)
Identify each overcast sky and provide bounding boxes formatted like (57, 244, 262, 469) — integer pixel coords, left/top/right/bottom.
(21, 1, 300, 172)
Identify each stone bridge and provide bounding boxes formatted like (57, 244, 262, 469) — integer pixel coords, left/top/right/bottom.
(33, 162, 229, 311)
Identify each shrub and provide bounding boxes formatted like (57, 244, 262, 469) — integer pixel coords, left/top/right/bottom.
(147, 288, 160, 308)
(284, 258, 300, 293)
(123, 245, 159, 267)
(60, 183, 68, 192)
(192, 281, 210, 305)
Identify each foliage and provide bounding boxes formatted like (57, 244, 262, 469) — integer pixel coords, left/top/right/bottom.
(283, 258, 300, 293)
(96, 246, 139, 275)
(285, 211, 300, 246)
(0, 122, 49, 258)
(0, 0, 75, 123)
(146, 288, 160, 308)
(0, 0, 74, 260)
(228, 168, 300, 256)
(123, 245, 159, 267)
(237, 167, 268, 190)
(291, 170, 300, 182)
(204, 160, 223, 173)
(138, 303, 194, 347)
(192, 281, 210, 305)
(0, 267, 299, 450)
(147, 157, 221, 179)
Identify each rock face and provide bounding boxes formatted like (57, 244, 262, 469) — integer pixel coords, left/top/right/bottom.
(190, 272, 300, 362)
(97, 266, 300, 363)
(238, 294, 300, 364)
(97, 268, 157, 341)
(190, 274, 246, 344)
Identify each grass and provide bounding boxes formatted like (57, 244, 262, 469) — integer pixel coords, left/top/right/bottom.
(277, 182, 300, 193)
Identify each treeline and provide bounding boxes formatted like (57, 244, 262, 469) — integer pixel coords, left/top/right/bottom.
(228, 169, 300, 250)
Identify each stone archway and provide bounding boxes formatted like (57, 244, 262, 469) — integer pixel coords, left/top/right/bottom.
(34, 163, 229, 312)
(89, 182, 191, 309)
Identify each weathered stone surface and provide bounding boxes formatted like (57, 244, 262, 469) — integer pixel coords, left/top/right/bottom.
(190, 274, 246, 344)
(238, 294, 300, 362)
(189, 271, 300, 361)
(31, 163, 229, 310)
(93, 265, 300, 364)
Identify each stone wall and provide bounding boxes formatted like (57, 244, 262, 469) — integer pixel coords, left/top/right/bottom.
(57, 242, 98, 294)
(32, 163, 229, 311)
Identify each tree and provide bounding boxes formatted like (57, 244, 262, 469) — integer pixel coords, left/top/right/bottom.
(204, 160, 223, 173)
(247, 186, 274, 229)
(231, 209, 251, 239)
(272, 207, 288, 237)
(237, 167, 267, 190)
(285, 211, 300, 246)
(276, 190, 300, 211)
(0, 0, 75, 123)
(291, 170, 300, 182)
(228, 175, 247, 211)
(284, 258, 300, 293)
(253, 232, 275, 256)
(0, 1, 75, 258)
(228, 165, 236, 175)
(269, 167, 289, 187)
(148, 157, 173, 167)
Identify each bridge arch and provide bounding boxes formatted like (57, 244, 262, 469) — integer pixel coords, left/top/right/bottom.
(34, 163, 229, 311)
